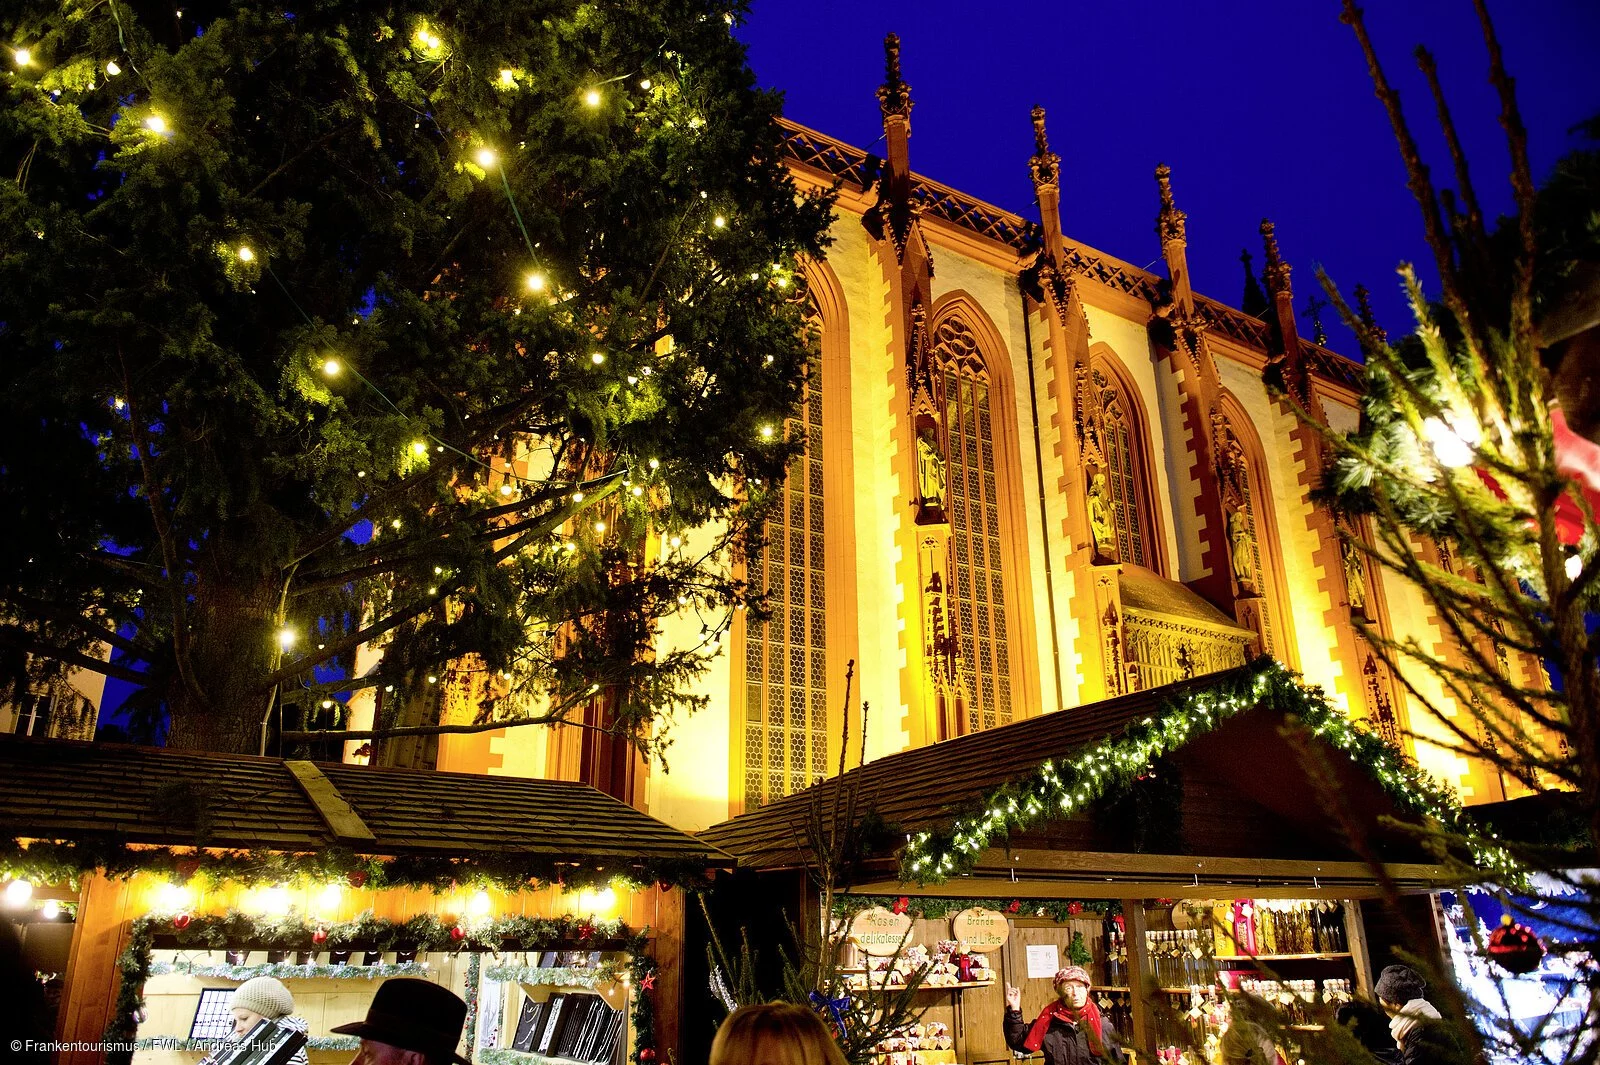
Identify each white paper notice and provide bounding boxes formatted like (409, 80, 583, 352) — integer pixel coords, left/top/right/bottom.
(1025, 944, 1059, 979)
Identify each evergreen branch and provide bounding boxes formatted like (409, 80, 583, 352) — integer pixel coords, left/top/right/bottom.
(0, 628, 150, 687)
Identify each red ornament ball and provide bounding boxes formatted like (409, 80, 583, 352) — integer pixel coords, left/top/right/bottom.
(171, 912, 192, 930)
(346, 870, 369, 889)
(450, 925, 466, 941)
(312, 927, 329, 945)
(1487, 915, 1546, 975)
(1066, 901, 1084, 916)
(638, 1050, 656, 1063)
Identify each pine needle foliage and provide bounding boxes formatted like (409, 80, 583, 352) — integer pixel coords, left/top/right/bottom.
(0, 0, 833, 752)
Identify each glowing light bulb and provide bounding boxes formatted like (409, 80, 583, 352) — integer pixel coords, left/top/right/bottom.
(583, 89, 602, 107)
(277, 628, 296, 651)
(576, 886, 617, 915)
(1566, 553, 1583, 581)
(648, 458, 659, 469)
(525, 271, 546, 292)
(4, 880, 34, 907)
(467, 890, 492, 918)
(105, 59, 121, 76)
(669, 535, 681, 548)
(498, 68, 516, 87)
(712, 215, 726, 229)
(590, 351, 605, 365)
(499, 483, 514, 496)
(237, 245, 254, 262)
(257, 885, 290, 917)
(322, 358, 341, 376)
(411, 440, 428, 456)
(144, 114, 167, 134)
(427, 674, 438, 684)
(41, 900, 60, 920)
(14, 48, 32, 66)
(639, 78, 652, 90)
(474, 147, 497, 169)
(572, 491, 585, 502)
(759, 424, 775, 440)
(1422, 417, 1473, 468)
(593, 520, 607, 534)
(317, 883, 342, 913)
(631, 486, 643, 497)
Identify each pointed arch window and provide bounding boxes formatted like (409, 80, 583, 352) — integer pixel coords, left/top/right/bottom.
(934, 317, 1013, 733)
(742, 354, 828, 809)
(1092, 363, 1153, 569)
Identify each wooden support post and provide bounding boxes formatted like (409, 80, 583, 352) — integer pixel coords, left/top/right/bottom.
(56, 873, 133, 1065)
(1345, 899, 1374, 997)
(651, 886, 686, 1062)
(1122, 899, 1153, 1058)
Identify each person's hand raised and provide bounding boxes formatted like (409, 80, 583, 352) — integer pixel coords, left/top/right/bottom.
(1005, 984, 1022, 1012)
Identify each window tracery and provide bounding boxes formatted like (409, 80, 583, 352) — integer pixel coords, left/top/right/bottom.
(933, 317, 1012, 733)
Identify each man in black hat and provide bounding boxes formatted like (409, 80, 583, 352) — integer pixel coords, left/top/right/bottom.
(331, 979, 471, 1065)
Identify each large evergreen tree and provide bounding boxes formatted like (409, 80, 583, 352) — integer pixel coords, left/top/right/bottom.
(0, 0, 832, 753)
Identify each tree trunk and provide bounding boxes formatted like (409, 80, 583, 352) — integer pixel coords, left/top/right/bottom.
(164, 576, 282, 754)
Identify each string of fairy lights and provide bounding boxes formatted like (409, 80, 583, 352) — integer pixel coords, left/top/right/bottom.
(899, 658, 1519, 884)
(7, 14, 793, 687)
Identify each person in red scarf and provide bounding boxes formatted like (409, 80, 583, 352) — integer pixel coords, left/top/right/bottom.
(1003, 967, 1122, 1065)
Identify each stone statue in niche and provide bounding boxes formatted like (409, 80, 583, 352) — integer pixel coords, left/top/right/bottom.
(1088, 471, 1117, 561)
(1341, 537, 1369, 615)
(1227, 507, 1258, 595)
(915, 425, 947, 511)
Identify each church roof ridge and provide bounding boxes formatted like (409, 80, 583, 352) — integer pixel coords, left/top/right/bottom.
(775, 117, 1362, 390)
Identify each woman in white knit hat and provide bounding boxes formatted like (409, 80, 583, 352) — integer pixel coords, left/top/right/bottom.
(200, 976, 309, 1065)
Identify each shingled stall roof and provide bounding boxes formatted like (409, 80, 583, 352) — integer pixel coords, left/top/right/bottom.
(701, 661, 1458, 899)
(0, 737, 731, 876)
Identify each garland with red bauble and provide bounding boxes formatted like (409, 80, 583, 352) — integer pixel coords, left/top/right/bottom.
(1486, 914, 1547, 974)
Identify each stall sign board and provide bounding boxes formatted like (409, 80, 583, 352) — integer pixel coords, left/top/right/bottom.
(951, 907, 1010, 950)
(849, 907, 914, 956)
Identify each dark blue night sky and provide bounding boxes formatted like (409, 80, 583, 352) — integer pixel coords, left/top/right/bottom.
(737, 0, 1600, 355)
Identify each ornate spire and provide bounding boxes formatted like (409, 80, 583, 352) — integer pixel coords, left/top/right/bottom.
(1155, 164, 1186, 244)
(1260, 219, 1291, 297)
(877, 33, 912, 121)
(1354, 284, 1388, 345)
(1239, 248, 1268, 317)
(1028, 106, 1059, 189)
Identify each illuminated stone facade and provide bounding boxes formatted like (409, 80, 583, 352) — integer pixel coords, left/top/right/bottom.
(433, 39, 1525, 826)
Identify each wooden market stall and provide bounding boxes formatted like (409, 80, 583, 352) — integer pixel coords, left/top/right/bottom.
(0, 736, 733, 1065)
(699, 660, 1465, 1065)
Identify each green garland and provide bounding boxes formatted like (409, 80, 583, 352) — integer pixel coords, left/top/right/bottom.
(832, 895, 1122, 922)
(105, 910, 654, 1065)
(0, 836, 710, 893)
(899, 658, 1515, 883)
(149, 959, 431, 980)
(484, 962, 628, 989)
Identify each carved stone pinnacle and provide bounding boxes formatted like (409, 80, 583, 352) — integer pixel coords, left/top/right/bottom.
(1028, 106, 1059, 189)
(1155, 163, 1186, 244)
(877, 33, 912, 119)
(1260, 219, 1291, 295)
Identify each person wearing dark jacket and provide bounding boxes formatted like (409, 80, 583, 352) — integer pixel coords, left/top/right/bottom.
(1374, 964, 1469, 1065)
(1003, 966, 1122, 1065)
